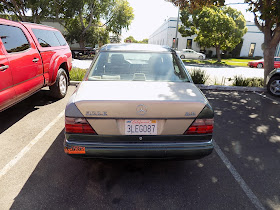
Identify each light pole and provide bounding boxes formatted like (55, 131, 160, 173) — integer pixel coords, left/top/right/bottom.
(174, 6, 180, 50)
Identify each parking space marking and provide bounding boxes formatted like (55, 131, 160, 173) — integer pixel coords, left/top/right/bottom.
(254, 92, 279, 104)
(0, 111, 64, 179)
(213, 140, 266, 210)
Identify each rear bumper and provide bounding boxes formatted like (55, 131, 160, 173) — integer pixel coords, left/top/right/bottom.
(64, 135, 214, 159)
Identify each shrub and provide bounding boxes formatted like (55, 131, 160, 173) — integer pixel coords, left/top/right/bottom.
(232, 76, 264, 87)
(189, 68, 209, 84)
(69, 67, 87, 81)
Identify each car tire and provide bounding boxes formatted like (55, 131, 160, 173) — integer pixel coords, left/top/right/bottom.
(50, 68, 68, 99)
(257, 63, 263, 68)
(267, 75, 280, 96)
(180, 55, 185, 59)
(198, 55, 203, 60)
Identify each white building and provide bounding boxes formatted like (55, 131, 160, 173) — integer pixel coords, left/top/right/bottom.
(149, 17, 280, 58)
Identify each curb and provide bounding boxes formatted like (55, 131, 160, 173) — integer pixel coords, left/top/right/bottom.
(195, 84, 266, 92)
(70, 81, 266, 92)
(70, 81, 80, 86)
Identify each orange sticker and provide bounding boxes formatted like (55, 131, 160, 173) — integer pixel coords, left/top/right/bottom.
(64, 146, 85, 154)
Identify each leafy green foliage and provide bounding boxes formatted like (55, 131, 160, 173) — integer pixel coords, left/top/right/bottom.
(0, 0, 134, 48)
(0, 0, 51, 23)
(69, 67, 87, 81)
(106, 0, 134, 35)
(189, 68, 209, 84)
(166, 0, 224, 11)
(58, 0, 134, 48)
(232, 76, 264, 87)
(245, 0, 280, 84)
(180, 6, 247, 62)
(124, 36, 149, 43)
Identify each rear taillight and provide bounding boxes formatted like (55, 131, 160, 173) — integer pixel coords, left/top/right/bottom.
(65, 117, 97, 134)
(184, 118, 214, 135)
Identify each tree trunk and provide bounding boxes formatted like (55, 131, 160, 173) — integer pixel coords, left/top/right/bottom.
(263, 28, 277, 85)
(79, 36, 85, 49)
(216, 45, 221, 62)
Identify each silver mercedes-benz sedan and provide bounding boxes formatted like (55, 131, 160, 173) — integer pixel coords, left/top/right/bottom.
(64, 44, 214, 159)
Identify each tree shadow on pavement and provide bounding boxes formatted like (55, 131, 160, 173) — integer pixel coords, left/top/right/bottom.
(11, 129, 254, 210)
(0, 89, 59, 134)
(203, 90, 280, 210)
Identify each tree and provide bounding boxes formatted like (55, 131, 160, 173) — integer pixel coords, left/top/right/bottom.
(124, 36, 138, 43)
(51, 0, 134, 48)
(124, 36, 149, 44)
(166, 0, 224, 11)
(0, 0, 28, 21)
(140, 38, 149, 44)
(245, 0, 280, 84)
(0, 0, 50, 23)
(0, 0, 134, 48)
(179, 6, 247, 62)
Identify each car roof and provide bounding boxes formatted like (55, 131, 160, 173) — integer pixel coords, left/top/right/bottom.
(99, 44, 174, 53)
(21, 21, 57, 30)
(0, 18, 57, 31)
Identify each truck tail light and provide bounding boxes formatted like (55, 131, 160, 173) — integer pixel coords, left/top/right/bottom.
(65, 117, 97, 134)
(184, 118, 214, 135)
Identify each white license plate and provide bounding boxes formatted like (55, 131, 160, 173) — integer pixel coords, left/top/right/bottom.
(125, 120, 157, 135)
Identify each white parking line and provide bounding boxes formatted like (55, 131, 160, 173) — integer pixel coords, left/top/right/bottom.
(213, 140, 266, 210)
(0, 111, 64, 179)
(254, 92, 280, 104)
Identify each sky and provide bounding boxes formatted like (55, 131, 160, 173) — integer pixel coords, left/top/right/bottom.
(121, 0, 254, 42)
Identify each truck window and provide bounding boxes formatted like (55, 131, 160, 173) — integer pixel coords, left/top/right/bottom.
(0, 25, 30, 53)
(54, 31, 67, 46)
(32, 29, 61, 47)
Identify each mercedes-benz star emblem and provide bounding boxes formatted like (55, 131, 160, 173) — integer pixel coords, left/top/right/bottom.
(136, 104, 147, 115)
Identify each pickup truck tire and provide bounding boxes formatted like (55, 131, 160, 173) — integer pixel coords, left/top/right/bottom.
(50, 68, 68, 99)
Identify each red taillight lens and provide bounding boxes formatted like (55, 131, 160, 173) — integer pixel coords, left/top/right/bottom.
(184, 119, 214, 135)
(65, 117, 97, 134)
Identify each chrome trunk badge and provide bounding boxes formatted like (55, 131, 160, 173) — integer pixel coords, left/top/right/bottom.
(136, 104, 147, 115)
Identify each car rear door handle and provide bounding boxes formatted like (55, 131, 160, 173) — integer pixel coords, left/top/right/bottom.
(32, 58, 39, 63)
(0, 65, 9, 71)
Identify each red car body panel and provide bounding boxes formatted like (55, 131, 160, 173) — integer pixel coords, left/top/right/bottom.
(0, 18, 72, 111)
(248, 57, 280, 68)
(0, 44, 16, 109)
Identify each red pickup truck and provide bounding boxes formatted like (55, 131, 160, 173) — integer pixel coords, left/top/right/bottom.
(0, 18, 72, 111)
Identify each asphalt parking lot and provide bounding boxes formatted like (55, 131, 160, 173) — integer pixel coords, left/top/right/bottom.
(0, 87, 279, 210)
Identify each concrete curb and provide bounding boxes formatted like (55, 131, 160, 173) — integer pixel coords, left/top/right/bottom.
(70, 81, 266, 92)
(70, 81, 80, 86)
(195, 84, 266, 92)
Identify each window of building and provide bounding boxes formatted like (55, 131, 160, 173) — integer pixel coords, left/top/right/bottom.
(0, 24, 30, 53)
(187, 39, 192, 49)
(172, 38, 178, 49)
(248, 43, 256, 57)
(32, 28, 61, 47)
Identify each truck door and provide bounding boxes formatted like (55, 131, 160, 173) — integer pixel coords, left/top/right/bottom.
(0, 22, 44, 103)
(0, 40, 16, 111)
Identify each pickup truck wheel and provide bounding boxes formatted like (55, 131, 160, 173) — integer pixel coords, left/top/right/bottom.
(50, 68, 68, 99)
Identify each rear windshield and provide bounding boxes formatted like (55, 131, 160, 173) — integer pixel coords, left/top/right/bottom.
(88, 52, 190, 82)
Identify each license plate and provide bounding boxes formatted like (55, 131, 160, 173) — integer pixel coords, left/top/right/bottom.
(125, 120, 157, 135)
